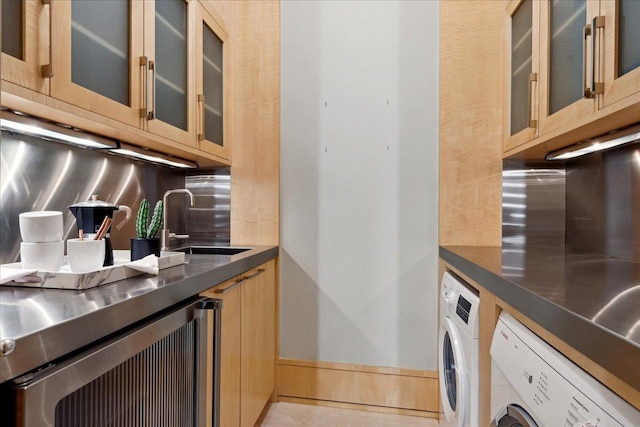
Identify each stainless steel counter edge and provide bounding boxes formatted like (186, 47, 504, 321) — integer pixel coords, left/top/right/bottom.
(0, 246, 278, 384)
(439, 246, 640, 393)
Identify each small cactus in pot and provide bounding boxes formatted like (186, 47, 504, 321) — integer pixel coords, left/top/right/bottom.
(136, 199, 163, 239)
(131, 199, 163, 260)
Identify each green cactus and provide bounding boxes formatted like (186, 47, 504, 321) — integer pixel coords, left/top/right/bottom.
(136, 199, 149, 238)
(146, 201, 164, 239)
(135, 199, 164, 239)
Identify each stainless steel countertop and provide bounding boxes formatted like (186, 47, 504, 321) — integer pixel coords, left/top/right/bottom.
(0, 246, 278, 384)
(439, 245, 640, 392)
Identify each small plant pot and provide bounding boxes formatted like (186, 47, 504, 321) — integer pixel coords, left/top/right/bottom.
(130, 238, 160, 261)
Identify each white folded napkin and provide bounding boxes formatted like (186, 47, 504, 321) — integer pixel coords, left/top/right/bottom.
(124, 255, 159, 275)
(0, 266, 39, 284)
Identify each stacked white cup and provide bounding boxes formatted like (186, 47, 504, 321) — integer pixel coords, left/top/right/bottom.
(19, 211, 64, 271)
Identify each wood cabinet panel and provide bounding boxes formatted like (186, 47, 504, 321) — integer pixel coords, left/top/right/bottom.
(229, 0, 280, 246)
(200, 259, 276, 427)
(241, 260, 276, 427)
(1, 0, 50, 93)
(201, 275, 241, 427)
(439, 0, 504, 246)
(195, 2, 231, 161)
(537, 0, 601, 137)
(143, 0, 197, 146)
(49, 0, 144, 128)
(198, 0, 229, 28)
(503, 0, 540, 152)
(601, 0, 640, 109)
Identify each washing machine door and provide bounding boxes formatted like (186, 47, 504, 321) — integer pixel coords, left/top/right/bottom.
(490, 404, 538, 427)
(439, 316, 467, 427)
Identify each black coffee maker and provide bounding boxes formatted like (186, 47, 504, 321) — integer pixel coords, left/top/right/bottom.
(69, 195, 132, 266)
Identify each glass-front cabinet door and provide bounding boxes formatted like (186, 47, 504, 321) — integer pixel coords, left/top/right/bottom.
(1, 0, 49, 93)
(143, 0, 196, 147)
(601, 0, 640, 109)
(538, 0, 601, 135)
(195, 3, 230, 161)
(48, 0, 144, 127)
(504, 0, 540, 153)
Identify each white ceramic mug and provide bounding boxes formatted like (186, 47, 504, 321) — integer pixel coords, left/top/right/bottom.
(21, 240, 64, 271)
(19, 211, 63, 243)
(66, 238, 106, 273)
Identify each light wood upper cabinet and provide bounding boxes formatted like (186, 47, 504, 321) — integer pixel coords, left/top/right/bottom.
(537, 0, 601, 136)
(1, 0, 50, 94)
(600, 0, 640, 109)
(143, 0, 196, 146)
(44, 0, 198, 144)
(504, 0, 640, 157)
(195, 3, 231, 161)
(48, 0, 144, 128)
(504, 0, 540, 152)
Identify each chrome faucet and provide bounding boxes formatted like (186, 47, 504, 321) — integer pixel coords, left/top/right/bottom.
(161, 189, 195, 251)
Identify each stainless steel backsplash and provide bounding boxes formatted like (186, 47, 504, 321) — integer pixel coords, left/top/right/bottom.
(502, 162, 566, 248)
(503, 143, 640, 262)
(185, 169, 231, 246)
(0, 131, 231, 264)
(565, 143, 640, 261)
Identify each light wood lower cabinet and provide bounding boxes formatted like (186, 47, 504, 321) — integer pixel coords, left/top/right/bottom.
(207, 273, 242, 427)
(240, 260, 276, 427)
(201, 259, 276, 427)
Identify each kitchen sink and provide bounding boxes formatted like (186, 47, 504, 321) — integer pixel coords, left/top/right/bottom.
(176, 246, 253, 255)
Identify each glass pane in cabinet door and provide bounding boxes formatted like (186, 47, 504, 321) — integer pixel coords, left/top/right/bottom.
(549, 0, 586, 115)
(203, 23, 224, 146)
(2, 0, 24, 59)
(155, 0, 188, 131)
(619, 0, 640, 76)
(511, 0, 533, 136)
(71, 0, 129, 106)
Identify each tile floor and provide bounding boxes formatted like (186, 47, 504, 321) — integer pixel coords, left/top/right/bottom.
(256, 402, 439, 427)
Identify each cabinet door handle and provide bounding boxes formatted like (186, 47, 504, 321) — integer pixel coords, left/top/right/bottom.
(527, 73, 537, 128)
(41, 0, 54, 78)
(590, 16, 605, 96)
(214, 277, 247, 294)
(140, 56, 149, 118)
(213, 269, 265, 294)
(198, 94, 205, 141)
(148, 60, 156, 120)
(242, 268, 266, 281)
(583, 22, 592, 98)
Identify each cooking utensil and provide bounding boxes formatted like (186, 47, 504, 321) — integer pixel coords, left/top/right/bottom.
(69, 195, 132, 266)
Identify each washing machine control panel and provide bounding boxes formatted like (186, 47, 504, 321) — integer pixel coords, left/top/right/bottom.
(491, 315, 635, 427)
(440, 272, 480, 337)
(519, 351, 620, 427)
(443, 290, 458, 311)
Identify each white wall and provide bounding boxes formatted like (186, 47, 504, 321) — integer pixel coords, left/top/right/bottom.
(280, 0, 439, 370)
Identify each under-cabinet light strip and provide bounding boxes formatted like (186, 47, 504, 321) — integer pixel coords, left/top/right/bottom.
(546, 123, 640, 161)
(0, 110, 198, 169)
(0, 110, 117, 149)
(110, 147, 198, 169)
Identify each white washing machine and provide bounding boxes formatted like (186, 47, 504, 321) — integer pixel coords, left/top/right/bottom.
(439, 271, 480, 427)
(491, 312, 640, 427)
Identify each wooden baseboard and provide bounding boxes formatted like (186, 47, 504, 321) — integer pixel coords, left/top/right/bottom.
(277, 358, 440, 417)
(277, 396, 440, 419)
